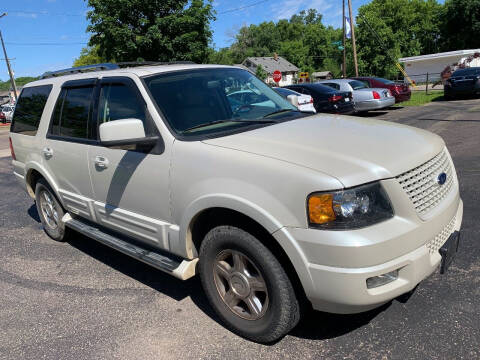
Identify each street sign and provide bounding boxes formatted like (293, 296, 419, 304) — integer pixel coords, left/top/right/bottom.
(299, 72, 309, 78)
(273, 70, 282, 83)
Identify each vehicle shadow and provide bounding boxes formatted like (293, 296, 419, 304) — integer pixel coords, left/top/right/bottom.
(66, 232, 221, 321)
(356, 111, 389, 118)
(289, 303, 393, 341)
(66, 230, 397, 344)
(27, 204, 41, 223)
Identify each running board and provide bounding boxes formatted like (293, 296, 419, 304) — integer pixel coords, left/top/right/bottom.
(62, 214, 198, 280)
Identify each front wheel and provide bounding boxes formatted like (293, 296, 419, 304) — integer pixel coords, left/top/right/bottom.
(198, 226, 300, 343)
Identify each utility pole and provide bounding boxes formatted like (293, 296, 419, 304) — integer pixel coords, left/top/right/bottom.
(0, 13, 17, 102)
(347, 0, 358, 77)
(342, 0, 346, 78)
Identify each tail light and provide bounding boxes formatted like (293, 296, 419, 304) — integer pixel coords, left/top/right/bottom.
(9, 137, 16, 160)
(328, 95, 343, 103)
(310, 97, 314, 103)
(372, 91, 381, 100)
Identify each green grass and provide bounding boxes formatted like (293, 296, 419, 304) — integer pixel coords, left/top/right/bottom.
(395, 90, 444, 107)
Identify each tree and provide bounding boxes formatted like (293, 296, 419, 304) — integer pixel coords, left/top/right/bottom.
(356, 0, 443, 78)
(85, 0, 215, 63)
(255, 65, 268, 81)
(441, 0, 480, 51)
(73, 45, 106, 66)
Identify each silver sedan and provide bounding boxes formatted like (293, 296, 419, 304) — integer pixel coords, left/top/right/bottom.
(317, 79, 395, 112)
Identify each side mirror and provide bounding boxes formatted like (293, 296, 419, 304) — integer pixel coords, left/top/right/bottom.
(286, 94, 299, 108)
(99, 119, 159, 147)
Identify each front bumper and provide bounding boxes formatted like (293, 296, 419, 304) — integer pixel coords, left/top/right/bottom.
(355, 96, 396, 111)
(273, 179, 463, 314)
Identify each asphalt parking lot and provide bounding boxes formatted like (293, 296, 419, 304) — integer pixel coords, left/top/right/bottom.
(0, 99, 479, 360)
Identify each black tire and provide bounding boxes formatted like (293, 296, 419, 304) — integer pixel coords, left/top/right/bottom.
(198, 226, 300, 343)
(35, 179, 69, 242)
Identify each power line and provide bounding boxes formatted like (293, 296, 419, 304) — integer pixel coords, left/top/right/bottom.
(5, 10, 84, 17)
(218, 0, 272, 14)
(5, 42, 87, 46)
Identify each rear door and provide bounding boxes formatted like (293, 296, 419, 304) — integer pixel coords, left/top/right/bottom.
(43, 79, 97, 221)
(87, 76, 172, 250)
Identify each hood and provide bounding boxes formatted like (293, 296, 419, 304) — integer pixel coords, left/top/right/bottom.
(203, 114, 444, 188)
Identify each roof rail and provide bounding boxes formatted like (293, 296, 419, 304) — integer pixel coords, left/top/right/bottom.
(40, 61, 197, 79)
(40, 63, 119, 79)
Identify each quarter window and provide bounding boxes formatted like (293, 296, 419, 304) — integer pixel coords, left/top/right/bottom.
(11, 85, 52, 136)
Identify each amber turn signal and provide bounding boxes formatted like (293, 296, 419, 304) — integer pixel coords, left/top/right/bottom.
(308, 194, 336, 224)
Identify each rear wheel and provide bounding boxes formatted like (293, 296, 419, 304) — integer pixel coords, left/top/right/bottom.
(198, 226, 300, 343)
(35, 179, 69, 242)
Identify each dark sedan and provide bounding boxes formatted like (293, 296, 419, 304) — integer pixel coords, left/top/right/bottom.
(284, 83, 355, 114)
(444, 67, 480, 100)
(351, 77, 411, 103)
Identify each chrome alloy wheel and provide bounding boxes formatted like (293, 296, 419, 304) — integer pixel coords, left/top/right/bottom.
(39, 190, 59, 229)
(213, 249, 269, 320)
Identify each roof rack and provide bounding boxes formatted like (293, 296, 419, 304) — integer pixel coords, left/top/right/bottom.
(40, 61, 197, 79)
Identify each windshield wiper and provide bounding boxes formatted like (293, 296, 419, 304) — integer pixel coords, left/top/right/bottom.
(181, 119, 278, 133)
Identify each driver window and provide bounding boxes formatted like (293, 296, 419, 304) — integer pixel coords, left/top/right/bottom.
(98, 83, 145, 124)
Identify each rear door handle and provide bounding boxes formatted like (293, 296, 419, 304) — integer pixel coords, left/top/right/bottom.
(94, 156, 109, 169)
(42, 147, 53, 158)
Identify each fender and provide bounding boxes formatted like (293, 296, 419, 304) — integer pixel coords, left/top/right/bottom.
(24, 160, 63, 205)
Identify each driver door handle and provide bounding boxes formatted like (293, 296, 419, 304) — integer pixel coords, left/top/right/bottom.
(94, 156, 109, 169)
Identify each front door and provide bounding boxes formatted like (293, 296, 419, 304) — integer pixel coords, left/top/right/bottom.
(88, 77, 172, 250)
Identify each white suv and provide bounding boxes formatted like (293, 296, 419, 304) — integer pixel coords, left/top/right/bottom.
(9, 63, 463, 343)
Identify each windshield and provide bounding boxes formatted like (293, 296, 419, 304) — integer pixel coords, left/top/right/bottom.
(374, 78, 395, 85)
(453, 68, 480, 77)
(144, 68, 298, 137)
(348, 80, 368, 90)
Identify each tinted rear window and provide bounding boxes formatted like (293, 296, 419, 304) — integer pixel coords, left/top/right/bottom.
(322, 83, 340, 90)
(348, 80, 368, 90)
(11, 85, 52, 136)
(308, 84, 336, 94)
(50, 86, 94, 139)
(452, 68, 480, 77)
(374, 78, 395, 85)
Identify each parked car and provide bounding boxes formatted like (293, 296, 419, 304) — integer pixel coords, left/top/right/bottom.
(1, 104, 14, 122)
(10, 63, 463, 343)
(284, 83, 355, 114)
(0, 111, 6, 124)
(318, 79, 395, 112)
(352, 77, 411, 103)
(273, 87, 316, 113)
(444, 67, 480, 100)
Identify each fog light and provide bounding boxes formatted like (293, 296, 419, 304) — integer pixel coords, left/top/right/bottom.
(366, 269, 399, 289)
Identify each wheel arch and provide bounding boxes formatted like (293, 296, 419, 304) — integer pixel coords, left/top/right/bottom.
(181, 197, 310, 308)
(24, 162, 62, 203)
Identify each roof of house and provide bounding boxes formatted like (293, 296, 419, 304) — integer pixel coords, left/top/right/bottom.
(399, 49, 480, 63)
(242, 57, 299, 73)
(312, 71, 333, 77)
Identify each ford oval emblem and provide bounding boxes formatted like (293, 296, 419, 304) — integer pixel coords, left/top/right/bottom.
(437, 172, 447, 185)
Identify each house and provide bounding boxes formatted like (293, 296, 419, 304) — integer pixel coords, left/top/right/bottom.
(311, 71, 334, 81)
(399, 49, 480, 83)
(241, 56, 299, 86)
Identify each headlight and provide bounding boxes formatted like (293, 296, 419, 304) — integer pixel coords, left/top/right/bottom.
(307, 182, 394, 230)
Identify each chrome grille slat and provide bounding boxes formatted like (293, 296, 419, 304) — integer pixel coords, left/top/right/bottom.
(396, 148, 454, 219)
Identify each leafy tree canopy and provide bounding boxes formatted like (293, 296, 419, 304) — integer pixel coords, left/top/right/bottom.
(86, 0, 215, 63)
(442, 0, 480, 51)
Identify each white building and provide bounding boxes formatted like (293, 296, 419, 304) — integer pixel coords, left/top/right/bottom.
(241, 56, 299, 86)
(399, 49, 480, 83)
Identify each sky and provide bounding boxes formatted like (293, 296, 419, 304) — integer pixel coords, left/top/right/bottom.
(0, 0, 372, 81)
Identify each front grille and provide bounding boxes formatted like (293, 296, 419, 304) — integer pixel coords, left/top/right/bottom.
(396, 149, 454, 219)
(426, 216, 456, 254)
